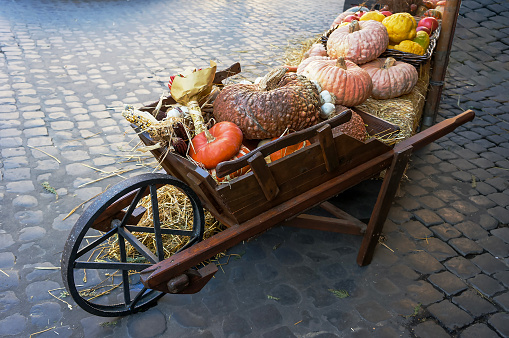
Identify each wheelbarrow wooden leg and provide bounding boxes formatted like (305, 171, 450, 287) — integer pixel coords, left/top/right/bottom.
(357, 146, 413, 266)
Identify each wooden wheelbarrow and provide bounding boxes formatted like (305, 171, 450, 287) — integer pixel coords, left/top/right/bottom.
(61, 63, 475, 316)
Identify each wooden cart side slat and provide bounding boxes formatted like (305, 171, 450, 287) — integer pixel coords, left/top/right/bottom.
(216, 133, 368, 203)
(317, 124, 340, 172)
(220, 146, 385, 221)
(232, 156, 393, 224)
(216, 146, 322, 208)
(247, 152, 280, 201)
(221, 138, 392, 224)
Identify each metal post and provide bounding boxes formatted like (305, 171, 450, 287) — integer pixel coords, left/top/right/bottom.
(421, 0, 462, 129)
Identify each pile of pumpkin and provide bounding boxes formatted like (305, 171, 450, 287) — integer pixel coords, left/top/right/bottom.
(293, 6, 440, 109)
(125, 7, 442, 183)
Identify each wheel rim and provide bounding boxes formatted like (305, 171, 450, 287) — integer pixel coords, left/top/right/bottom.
(61, 173, 205, 317)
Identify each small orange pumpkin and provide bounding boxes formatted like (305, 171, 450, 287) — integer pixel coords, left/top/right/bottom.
(423, 9, 442, 19)
(270, 140, 311, 162)
(209, 145, 251, 182)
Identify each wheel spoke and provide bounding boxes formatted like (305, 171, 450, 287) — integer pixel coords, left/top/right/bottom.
(117, 227, 158, 264)
(75, 227, 118, 259)
(73, 261, 152, 270)
(150, 184, 165, 260)
(120, 186, 148, 228)
(118, 231, 131, 304)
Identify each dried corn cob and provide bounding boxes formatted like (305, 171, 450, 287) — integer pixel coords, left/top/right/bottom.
(122, 105, 158, 131)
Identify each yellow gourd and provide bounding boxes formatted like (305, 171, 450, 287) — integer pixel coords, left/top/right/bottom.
(382, 12, 417, 43)
(413, 31, 430, 51)
(393, 40, 425, 55)
(360, 11, 386, 22)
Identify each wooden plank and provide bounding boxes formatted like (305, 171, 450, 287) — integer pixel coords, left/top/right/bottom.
(248, 152, 279, 201)
(217, 134, 380, 206)
(357, 146, 413, 266)
(317, 124, 339, 172)
(283, 214, 365, 235)
(319, 201, 367, 233)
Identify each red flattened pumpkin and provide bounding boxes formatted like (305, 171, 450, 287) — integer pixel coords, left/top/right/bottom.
(190, 121, 243, 169)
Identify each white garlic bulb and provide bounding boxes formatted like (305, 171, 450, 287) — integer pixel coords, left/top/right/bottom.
(320, 103, 336, 119)
(164, 105, 189, 120)
(165, 108, 183, 119)
(320, 90, 335, 105)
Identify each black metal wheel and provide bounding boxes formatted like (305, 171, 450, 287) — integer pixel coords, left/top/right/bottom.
(61, 173, 205, 317)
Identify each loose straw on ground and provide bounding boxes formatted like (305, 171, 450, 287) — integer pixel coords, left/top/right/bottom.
(27, 145, 61, 163)
(63, 191, 105, 220)
(48, 287, 74, 310)
(77, 168, 135, 188)
(30, 326, 57, 338)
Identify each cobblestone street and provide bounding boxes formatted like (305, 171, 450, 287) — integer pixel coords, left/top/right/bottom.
(1, 0, 509, 337)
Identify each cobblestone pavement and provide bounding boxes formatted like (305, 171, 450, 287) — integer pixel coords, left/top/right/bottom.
(1, 0, 508, 337)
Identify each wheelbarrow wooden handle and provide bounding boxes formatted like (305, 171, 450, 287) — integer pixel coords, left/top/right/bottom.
(395, 109, 475, 152)
(213, 62, 241, 84)
(215, 109, 353, 178)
